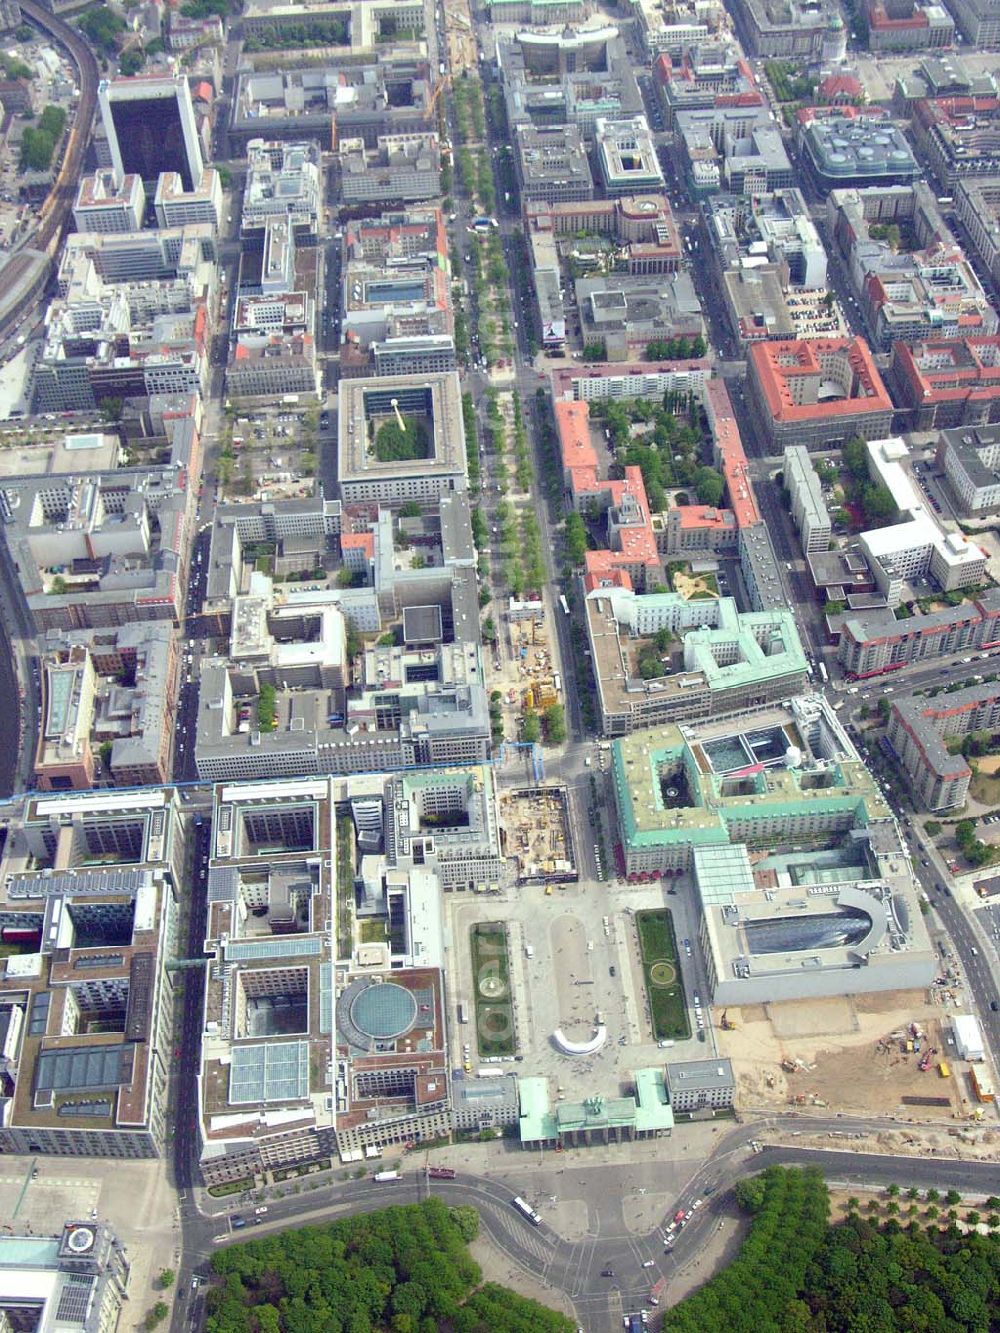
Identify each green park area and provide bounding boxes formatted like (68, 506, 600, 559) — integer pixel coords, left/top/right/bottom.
(637, 908, 690, 1041)
(208, 1198, 575, 1332)
(374, 415, 431, 462)
(469, 922, 515, 1057)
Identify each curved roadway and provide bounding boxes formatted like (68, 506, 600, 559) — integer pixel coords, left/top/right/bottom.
(176, 1116, 1000, 1332)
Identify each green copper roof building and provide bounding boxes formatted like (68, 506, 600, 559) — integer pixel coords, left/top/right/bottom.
(585, 589, 809, 735)
(612, 694, 889, 873)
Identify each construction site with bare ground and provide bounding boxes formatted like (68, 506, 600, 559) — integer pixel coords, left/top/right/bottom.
(499, 786, 577, 885)
(716, 993, 997, 1123)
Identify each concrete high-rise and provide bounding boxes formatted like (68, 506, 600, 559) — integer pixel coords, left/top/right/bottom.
(98, 75, 204, 192)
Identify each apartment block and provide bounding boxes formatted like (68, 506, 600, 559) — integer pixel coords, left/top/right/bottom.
(784, 446, 832, 554)
(858, 436, 987, 603)
(35, 624, 179, 791)
(941, 0, 1000, 45)
(955, 177, 1000, 287)
(154, 168, 223, 230)
(838, 587, 1000, 676)
(938, 422, 1000, 515)
(0, 790, 184, 1159)
(911, 94, 1000, 191)
(0, 467, 195, 633)
(888, 683, 1000, 810)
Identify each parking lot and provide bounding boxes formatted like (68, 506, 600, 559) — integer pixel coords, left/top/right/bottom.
(0, 1157, 181, 1327)
(220, 406, 323, 505)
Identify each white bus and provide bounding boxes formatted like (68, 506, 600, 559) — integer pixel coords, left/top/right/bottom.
(512, 1196, 541, 1226)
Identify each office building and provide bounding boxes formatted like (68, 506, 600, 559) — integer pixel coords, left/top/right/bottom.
(610, 698, 935, 1001)
(575, 272, 704, 362)
(72, 169, 145, 234)
(889, 682, 1000, 810)
(744, 336, 894, 453)
(0, 1221, 130, 1333)
(154, 168, 223, 230)
(866, 0, 954, 49)
(584, 587, 808, 735)
(837, 587, 1000, 676)
(676, 105, 793, 197)
(942, 0, 1000, 45)
(34, 624, 179, 791)
(726, 0, 840, 57)
(938, 422, 1000, 515)
(196, 777, 457, 1183)
(513, 123, 594, 204)
(340, 208, 454, 379)
(784, 446, 832, 554)
(0, 789, 184, 1158)
(337, 371, 467, 503)
(338, 134, 440, 205)
(242, 140, 323, 240)
(890, 337, 1000, 430)
(665, 1059, 735, 1112)
(799, 111, 921, 192)
(955, 177, 1000, 288)
(98, 75, 204, 192)
(524, 195, 682, 275)
(652, 39, 764, 127)
(594, 116, 665, 196)
(858, 436, 987, 603)
(452, 1074, 520, 1132)
(240, 0, 423, 50)
(230, 59, 435, 150)
(911, 94, 1000, 191)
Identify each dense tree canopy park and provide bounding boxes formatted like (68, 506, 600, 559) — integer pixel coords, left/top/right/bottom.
(205, 1197, 576, 1333)
(664, 1166, 1000, 1333)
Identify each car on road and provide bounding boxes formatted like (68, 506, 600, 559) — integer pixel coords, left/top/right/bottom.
(991, 1000, 998, 1012)
(600, 1269, 615, 1278)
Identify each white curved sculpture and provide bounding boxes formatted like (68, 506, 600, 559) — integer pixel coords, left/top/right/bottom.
(553, 1026, 607, 1056)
